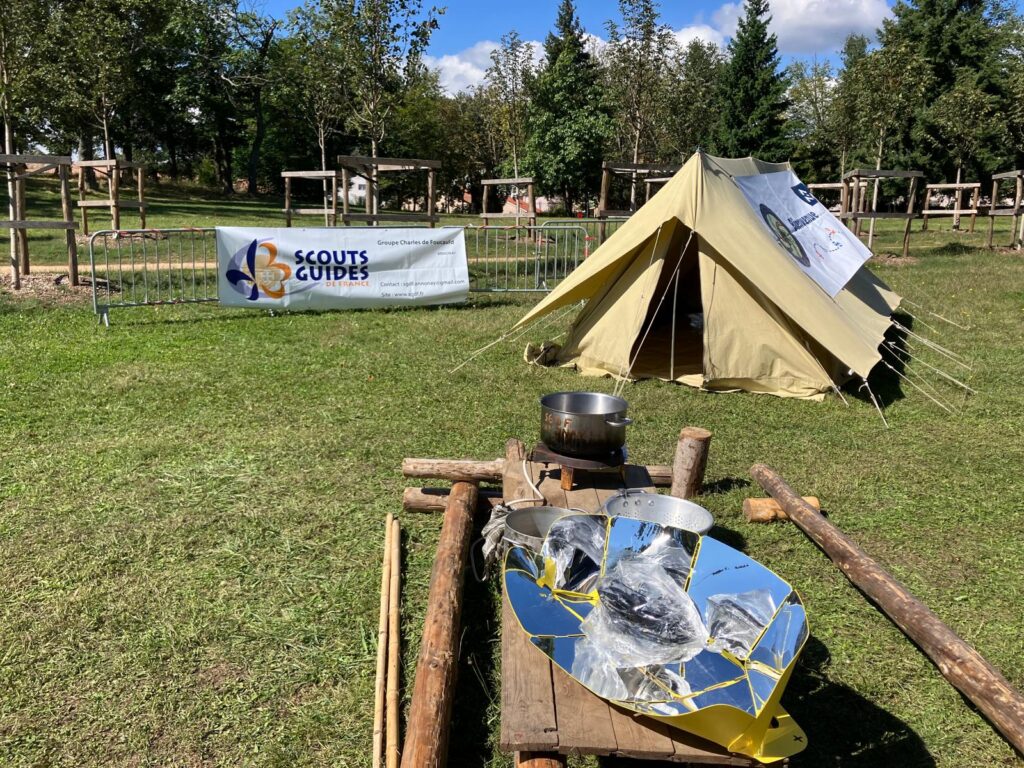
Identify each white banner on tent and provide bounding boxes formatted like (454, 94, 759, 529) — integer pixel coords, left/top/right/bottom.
(216, 226, 468, 310)
(734, 170, 871, 298)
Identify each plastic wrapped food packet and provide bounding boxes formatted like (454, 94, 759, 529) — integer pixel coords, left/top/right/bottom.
(582, 556, 708, 666)
(571, 640, 693, 703)
(571, 638, 630, 700)
(639, 531, 694, 586)
(706, 589, 777, 659)
(541, 515, 606, 592)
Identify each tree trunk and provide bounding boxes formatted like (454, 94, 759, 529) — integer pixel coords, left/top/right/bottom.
(80, 137, 98, 190)
(102, 112, 113, 160)
(4, 117, 19, 289)
(320, 129, 329, 225)
(953, 165, 962, 230)
(868, 141, 882, 247)
(247, 89, 266, 196)
(371, 137, 379, 215)
(630, 131, 641, 210)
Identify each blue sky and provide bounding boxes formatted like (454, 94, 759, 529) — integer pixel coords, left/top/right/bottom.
(258, 0, 1017, 93)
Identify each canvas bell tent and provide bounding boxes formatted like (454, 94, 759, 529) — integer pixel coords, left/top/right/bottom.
(519, 152, 902, 400)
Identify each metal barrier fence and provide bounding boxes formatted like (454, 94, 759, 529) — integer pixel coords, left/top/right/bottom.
(88, 228, 219, 325)
(540, 216, 629, 245)
(464, 224, 588, 292)
(87, 223, 596, 322)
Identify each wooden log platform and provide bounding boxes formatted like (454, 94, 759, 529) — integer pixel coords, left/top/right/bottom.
(499, 446, 765, 766)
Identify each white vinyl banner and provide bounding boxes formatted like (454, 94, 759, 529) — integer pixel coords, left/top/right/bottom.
(734, 170, 871, 298)
(216, 226, 469, 310)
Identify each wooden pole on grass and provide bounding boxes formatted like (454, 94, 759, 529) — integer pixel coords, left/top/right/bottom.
(386, 516, 402, 768)
(400, 481, 479, 768)
(670, 427, 711, 499)
(750, 463, 1024, 757)
(372, 514, 393, 768)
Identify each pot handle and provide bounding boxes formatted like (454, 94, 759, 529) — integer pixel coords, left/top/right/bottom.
(605, 416, 633, 427)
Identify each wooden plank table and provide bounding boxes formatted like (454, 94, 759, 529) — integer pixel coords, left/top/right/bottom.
(500, 454, 766, 766)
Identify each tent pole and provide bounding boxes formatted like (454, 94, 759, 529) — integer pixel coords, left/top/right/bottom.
(669, 266, 679, 381)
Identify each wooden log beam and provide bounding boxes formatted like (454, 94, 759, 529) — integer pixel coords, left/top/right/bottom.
(400, 481, 479, 768)
(743, 496, 820, 523)
(750, 463, 1024, 756)
(402, 486, 502, 512)
(670, 427, 712, 499)
(402, 458, 506, 483)
(402, 456, 673, 487)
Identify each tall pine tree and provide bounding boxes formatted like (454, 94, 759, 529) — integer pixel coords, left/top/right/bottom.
(525, 0, 612, 213)
(717, 0, 789, 160)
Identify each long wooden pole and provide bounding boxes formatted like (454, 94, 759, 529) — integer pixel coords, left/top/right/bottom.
(400, 481, 479, 768)
(750, 463, 1024, 756)
(372, 514, 393, 768)
(386, 517, 401, 768)
(402, 457, 673, 487)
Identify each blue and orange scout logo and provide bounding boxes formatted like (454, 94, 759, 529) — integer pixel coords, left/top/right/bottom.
(226, 238, 370, 300)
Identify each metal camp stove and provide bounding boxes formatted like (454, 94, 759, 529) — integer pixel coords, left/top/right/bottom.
(529, 441, 628, 491)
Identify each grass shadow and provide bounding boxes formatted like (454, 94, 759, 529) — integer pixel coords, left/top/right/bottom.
(785, 635, 936, 766)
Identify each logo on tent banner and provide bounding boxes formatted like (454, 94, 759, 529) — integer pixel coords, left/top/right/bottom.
(758, 204, 811, 267)
(791, 182, 819, 207)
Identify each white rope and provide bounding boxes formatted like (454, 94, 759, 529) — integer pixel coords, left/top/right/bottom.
(902, 297, 970, 330)
(881, 344, 958, 410)
(899, 307, 941, 336)
(884, 340, 976, 393)
(892, 321, 972, 370)
(831, 384, 850, 406)
(448, 301, 579, 374)
(613, 225, 666, 393)
(880, 359, 955, 414)
(613, 230, 694, 398)
(859, 378, 889, 428)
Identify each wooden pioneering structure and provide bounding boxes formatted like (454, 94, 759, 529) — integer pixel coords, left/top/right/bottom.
(840, 168, 923, 257)
(75, 159, 147, 235)
(986, 169, 1023, 249)
(480, 176, 536, 227)
(597, 161, 681, 243)
(2, 154, 78, 288)
(336, 155, 439, 228)
(399, 430, 759, 766)
(281, 170, 343, 226)
(921, 182, 981, 232)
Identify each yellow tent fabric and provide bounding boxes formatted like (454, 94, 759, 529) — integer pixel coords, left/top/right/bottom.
(518, 152, 900, 399)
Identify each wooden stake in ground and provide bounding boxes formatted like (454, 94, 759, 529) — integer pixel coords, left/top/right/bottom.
(750, 463, 1024, 757)
(386, 517, 401, 768)
(400, 481, 479, 768)
(372, 514, 393, 768)
(670, 427, 712, 499)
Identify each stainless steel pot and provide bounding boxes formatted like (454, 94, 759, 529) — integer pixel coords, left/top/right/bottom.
(503, 506, 576, 552)
(540, 391, 632, 457)
(600, 490, 714, 535)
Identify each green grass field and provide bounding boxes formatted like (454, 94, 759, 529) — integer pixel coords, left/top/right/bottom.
(1, 183, 1023, 767)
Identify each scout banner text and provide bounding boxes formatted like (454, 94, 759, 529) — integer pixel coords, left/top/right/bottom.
(216, 226, 469, 310)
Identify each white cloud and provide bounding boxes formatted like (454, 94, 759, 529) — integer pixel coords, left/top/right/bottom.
(426, 0, 887, 93)
(674, 24, 726, 49)
(424, 38, 545, 94)
(424, 40, 498, 94)
(713, 0, 890, 55)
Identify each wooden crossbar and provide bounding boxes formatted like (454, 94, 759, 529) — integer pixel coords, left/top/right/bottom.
(1, 220, 76, 230)
(925, 183, 981, 190)
(337, 155, 441, 170)
(481, 177, 533, 186)
(281, 170, 340, 178)
(0, 154, 71, 165)
(843, 169, 924, 179)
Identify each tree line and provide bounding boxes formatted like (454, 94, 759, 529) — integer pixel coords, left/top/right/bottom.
(2, 0, 1022, 212)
